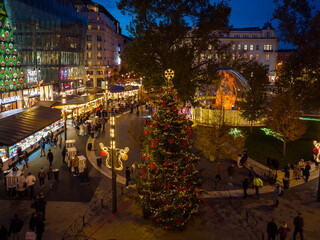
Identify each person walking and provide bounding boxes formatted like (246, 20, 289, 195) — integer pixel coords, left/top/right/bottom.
(9, 214, 23, 240)
(47, 167, 54, 189)
(293, 162, 301, 180)
(67, 156, 72, 173)
(273, 183, 281, 206)
(0, 225, 9, 240)
(284, 164, 291, 178)
(29, 212, 38, 232)
(279, 221, 290, 240)
(242, 176, 250, 199)
(23, 151, 29, 168)
(293, 213, 304, 240)
(34, 213, 44, 240)
(298, 159, 305, 179)
(227, 163, 235, 186)
(249, 166, 256, 189)
(214, 161, 222, 189)
(304, 162, 311, 182)
(267, 218, 278, 240)
(125, 167, 131, 187)
(57, 134, 62, 148)
(73, 155, 79, 176)
(40, 138, 46, 157)
(37, 193, 47, 221)
(25, 173, 36, 198)
(47, 149, 53, 166)
(52, 134, 57, 147)
(37, 167, 46, 189)
(253, 176, 263, 199)
(61, 146, 67, 164)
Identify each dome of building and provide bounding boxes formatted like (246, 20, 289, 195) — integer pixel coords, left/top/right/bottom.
(197, 68, 250, 110)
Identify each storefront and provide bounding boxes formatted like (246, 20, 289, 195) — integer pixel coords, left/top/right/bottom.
(0, 91, 24, 112)
(0, 106, 63, 170)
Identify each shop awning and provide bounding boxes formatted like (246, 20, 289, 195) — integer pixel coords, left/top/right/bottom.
(0, 106, 62, 146)
(55, 93, 104, 106)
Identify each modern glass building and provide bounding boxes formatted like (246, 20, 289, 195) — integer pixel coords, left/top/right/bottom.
(1, 0, 87, 110)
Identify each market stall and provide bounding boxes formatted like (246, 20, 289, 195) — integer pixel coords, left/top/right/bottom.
(0, 106, 63, 170)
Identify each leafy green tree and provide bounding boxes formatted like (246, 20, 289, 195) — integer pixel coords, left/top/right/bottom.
(266, 92, 307, 157)
(135, 76, 203, 230)
(117, 0, 231, 102)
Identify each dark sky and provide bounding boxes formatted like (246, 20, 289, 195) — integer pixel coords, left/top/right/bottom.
(93, 0, 319, 49)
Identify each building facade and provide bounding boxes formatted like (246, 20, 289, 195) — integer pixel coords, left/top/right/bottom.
(218, 22, 279, 84)
(1, 0, 87, 112)
(74, 0, 124, 89)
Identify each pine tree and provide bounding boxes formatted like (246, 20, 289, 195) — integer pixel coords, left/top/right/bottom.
(135, 70, 203, 230)
(0, 1, 26, 92)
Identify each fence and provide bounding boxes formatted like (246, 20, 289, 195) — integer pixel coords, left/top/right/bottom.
(62, 187, 135, 240)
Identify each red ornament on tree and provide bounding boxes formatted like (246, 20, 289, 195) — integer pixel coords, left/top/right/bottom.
(151, 161, 155, 170)
(167, 148, 171, 152)
(100, 150, 107, 157)
(168, 139, 174, 144)
(144, 130, 148, 135)
(166, 183, 171, 189)
(165, 124, 169, 130)
(154, 123, 158, 128)
(172, 106, 176, 110)
(178, 186, 182, 191)
(182, 140, 187, 146)
(162, 89, 165, 93)
(164, 161, 169, 167)
(140, 169, 144, 174)
(163, 102, 167, 108)
(186, 156, 189, 162)
(313, 147, 318, 154)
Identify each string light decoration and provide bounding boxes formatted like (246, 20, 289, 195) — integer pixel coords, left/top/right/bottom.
(99, 143, 129, 171)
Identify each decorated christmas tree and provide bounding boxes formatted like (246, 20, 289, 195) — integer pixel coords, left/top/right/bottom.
(135, 69, 203, 230)
(0, 0, 26, 93)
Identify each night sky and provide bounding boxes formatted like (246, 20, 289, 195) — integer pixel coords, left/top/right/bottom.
(93, 0, 320, 49)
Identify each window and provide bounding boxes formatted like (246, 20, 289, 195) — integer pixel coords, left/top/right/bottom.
(256, 45, 259, 50)
(256, 54, 259, 60)
(88, 25, 92, 30)
(243, 35, 249, 38)
(208, 54, 212, 60)
(87, 35, 92, 41)
(232, 53, 235, 60)
(244, 54, 247, 59)
(250, 45, 253, 51)
(97, 52, 102, 60)
(97, 61, 101, 66)
(97, 43, 101, 50)
(86, 71, 93, 75)
(264, 45, 272, 51)
(234, 34, 240, 38)
(200, 53, 205, 60)
(266, 54, 270, 61)
(88, 62, 92, 67)
(97, 16, 100, 20)
(87, 52, 92, 59)
(244, 45, 248, 50)
(249, 54, 253, 60)
(232, 44, 235, 50)
(87, 43, 92, 50)
(97, 71, 103, 75)
(266, 32, 270, 38)
(86, 78, 93, 87)
(208, 44, 212, 50)
(97, 25, 100, 30)
(238, 44, 241, 50)
(97, 35, 102, 41)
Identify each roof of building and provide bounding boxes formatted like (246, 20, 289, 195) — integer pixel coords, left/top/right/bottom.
(0, 106, 62, 146)
(231, 27, 261, 31)
(262, 22, 274, 30)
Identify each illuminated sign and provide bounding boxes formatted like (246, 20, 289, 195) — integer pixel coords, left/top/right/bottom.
(0, 95, 21, 104)
(27, 69, 38, 83)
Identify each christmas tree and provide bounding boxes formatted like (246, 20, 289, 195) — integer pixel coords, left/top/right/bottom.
(136, 69, 203, 230)
(0, 0, 26, 93)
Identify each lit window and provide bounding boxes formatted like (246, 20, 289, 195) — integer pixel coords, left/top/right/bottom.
(97, 25, 100, 30)
(232, 53, 235, 60)
(250, 45, 253, 51)
(244, 45, 248, 50)
(87, 43, 92, 50)
(264, 45, 272, 51)
(256, 54, 259, 60)
(88, 25, 92, 30)
(232, 44, 235, 50)
(97, 16, 100, 20)
(88, 62, 92, 67)
(87, 52, 92, 59)
(97, 62, 101, 66)
(215, 54, 218, 60)
(249, 54, 253, 60)
(200, 53, 205, 60)
(238, 44, 241, 50)
(208, 54, 212, 60)
(266, 54, 270, 61)
(208, 44, 212, 50)
(97, 52, 102, 60)
(244, 54, 247, 59)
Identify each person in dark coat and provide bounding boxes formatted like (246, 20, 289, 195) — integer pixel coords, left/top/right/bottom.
(9, 214, 23, 239)
(61, 146, 67, 164)
(47, 149, 53, 166)
(126, 167, 131, 187)
(293, 213, 304, 240)
(29, 212, 38, 232)
(37, 193, 47, 221)
(284, 163, 291, 178)
(304, 162, 311, 182)
(0, 225, 9, 240)
(267, 218, 278, 240)
(242, 176, 250, 199)
(227, 163, 235, 186)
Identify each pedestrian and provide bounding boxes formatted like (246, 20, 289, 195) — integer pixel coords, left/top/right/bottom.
(298, 159, 305, 179)
(227, 163, 235, 186)
(249, 166, 256, 189)
(131, 163, 136, 177)
(73, 155, 79, 176)
(9, 214, 23, 240)
(80, 164, 89, 184)
(52, 134, 57, 147)
(293, 162, 301, 180)
(67, 156, 72, 173)
(284, 163, 291, 178)
(293, 212, 304, 240)
(240, 150, 248, 166)
(125, 166, 131, 187)
(29, 212, 38, 232)
(34, 213, 44, 240)
(242, 176, 250, 199)
(214, 161, 222, 189)
(23, 151, 29, 168)
(40, 138, 46, 157)
(47, 149, 53, 166)
(37, 193, 47, 221)
(253, 176, 263, 199)
(304, 162, 311, 182)
(37, 167, 46, 189)
(25, 173, 36, 198)
(62, 146, 67, 164)
(57, 134, 62, 148)
(267, 218, 278, 240)
(47, 167, 54, 189)
(0, 225, 9, 240)
(273, 183, 281, 206)
(279, 221, 290, 240)
(17, 147, 22, 163)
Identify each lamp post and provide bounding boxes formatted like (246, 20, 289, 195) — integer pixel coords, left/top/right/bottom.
(100, 113, 129, 213)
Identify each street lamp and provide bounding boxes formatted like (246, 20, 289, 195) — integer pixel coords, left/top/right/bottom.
(100, 113, 129, 213)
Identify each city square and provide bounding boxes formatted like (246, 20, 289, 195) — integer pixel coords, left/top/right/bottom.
(0, 0, 319, 239)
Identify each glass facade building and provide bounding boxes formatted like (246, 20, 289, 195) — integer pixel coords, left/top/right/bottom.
(3, 0, 87, 96)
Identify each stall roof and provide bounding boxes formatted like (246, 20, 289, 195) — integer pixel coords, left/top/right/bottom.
(56, 93, 104, 106)
(32, 101, 58, 108)
(0, 106, 62, 146)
